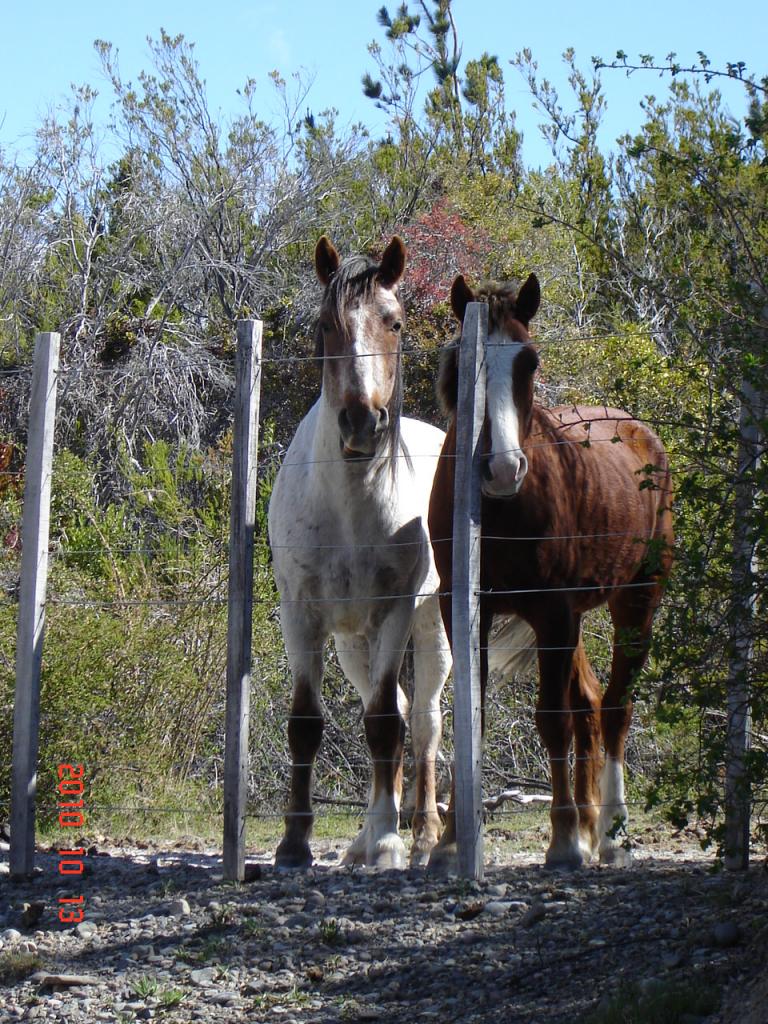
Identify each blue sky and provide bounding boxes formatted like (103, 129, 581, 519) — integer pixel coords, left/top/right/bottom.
(1, 0, 764, 168)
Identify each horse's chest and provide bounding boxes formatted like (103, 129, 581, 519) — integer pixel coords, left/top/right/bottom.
(285, 543, 421, 630)
(269, 424, 433, 631)
(273, 487, 425, 603)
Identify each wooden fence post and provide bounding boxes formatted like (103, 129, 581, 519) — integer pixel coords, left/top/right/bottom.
(724, 377, 762, 870)
(10, 332, 60, 879)
(223, 320, 262, 881)
(452, 302, 488, 881)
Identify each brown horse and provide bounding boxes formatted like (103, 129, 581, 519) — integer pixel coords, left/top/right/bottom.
(428, 274, 674, 870)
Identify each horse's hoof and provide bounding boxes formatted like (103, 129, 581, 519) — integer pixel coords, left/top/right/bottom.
(409, 848, 431, 869)
(426, 842, 459, 876)
(409, 836, 439, 868)
(599, 845, 633, 868)
(341, 846, 367, 867)
(544, 846, 584, 872)
(340, 825, 370, 866)
(578, 836, 598, 863)
(369, 836, 407, 870)
(274, 839, 313, 871)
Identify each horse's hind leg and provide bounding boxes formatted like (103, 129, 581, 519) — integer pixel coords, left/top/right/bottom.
(568, 639, 602, 861)
(600, 584, 662, 865)
(274, 617, 325, 870)
(427, 601, 490, 875)
(408, 596, 451, 866)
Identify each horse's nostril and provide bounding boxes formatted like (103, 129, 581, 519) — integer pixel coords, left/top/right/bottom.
(481, 458, 493, 483)
(339, 403, 379, 441)
(377, 407, 389, 431)
(516, 454, 529, 481)
(338, 408, 351, 435)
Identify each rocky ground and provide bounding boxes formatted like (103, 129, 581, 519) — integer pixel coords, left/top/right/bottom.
(1, 823, 766, 1024)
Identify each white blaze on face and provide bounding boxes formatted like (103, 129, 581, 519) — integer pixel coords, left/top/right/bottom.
(340, 292, 400, 404)
(483, 335, 529, 496)
(331, 304, 373, 405)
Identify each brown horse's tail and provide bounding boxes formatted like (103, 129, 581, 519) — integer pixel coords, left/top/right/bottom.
(488, 616, 538, 680)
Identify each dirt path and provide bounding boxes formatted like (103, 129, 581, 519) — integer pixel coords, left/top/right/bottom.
(1, 830, 766, 1023)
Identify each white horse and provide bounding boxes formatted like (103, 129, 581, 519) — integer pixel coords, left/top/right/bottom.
(268, 236, 451, 869)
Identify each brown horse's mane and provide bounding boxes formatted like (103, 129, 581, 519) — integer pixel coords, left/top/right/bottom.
(463, 279, 525, 333)
(314, 254, 407, 472)
(437, 279, 532, 416)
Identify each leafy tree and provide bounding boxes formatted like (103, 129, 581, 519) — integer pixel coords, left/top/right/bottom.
(362, 1, 522, 221)
(0, 153, 52, 363)
(516, 49, 767, 853)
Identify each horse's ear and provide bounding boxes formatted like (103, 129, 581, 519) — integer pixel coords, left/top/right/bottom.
(516, 273, 540, 326)
(377, 236, 406, 289)
(450, 274, 475, 323)
(315, 235, 341, 285)
(437, 343, 459, 414)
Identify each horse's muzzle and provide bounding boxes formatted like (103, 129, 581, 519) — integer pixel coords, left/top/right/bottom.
(338, 405, 389, 458)
(480, 451, 528, 497)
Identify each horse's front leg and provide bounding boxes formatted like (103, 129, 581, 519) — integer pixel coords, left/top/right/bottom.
(599, 585, 662, 866)
(427, 600, 490, 874)
(274, 613, 325, 870)
(334, 636, 376, 866)
(408, 595, 451, 866)
(363, 600, 416, 869)
(535, 607, 582, 870)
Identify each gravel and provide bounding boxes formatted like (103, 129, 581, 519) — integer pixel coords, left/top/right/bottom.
(1, 833, 766, 1023)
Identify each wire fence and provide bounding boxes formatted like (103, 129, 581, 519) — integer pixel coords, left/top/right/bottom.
(2, 322, 760, 872)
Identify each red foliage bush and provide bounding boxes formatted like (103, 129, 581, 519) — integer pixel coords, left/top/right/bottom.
(398, 200, 489, 314)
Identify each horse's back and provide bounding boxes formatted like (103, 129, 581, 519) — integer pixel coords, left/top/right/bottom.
(547, 405, 667, 463)
(544, 405, 671, 513)
(475, 403, 674, 611)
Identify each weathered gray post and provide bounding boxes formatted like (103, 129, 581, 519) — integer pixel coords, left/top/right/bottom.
(223, 320, 262, 881)
(724, 378, 762, 870)
(452, 302, 488, 880)
(10, 332, 60, 878)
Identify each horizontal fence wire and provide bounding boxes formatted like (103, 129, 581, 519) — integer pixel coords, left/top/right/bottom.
(0, 528, 663, 561)
(23, 801, 651, 821)
(0, 331, 664, 379)
(22, 527, 667, 561)
(267, 528, 662, 548)
(279, 752, 619, 767)
(273, 436, 674, 470)
(0, 575, 666, 610)
(284, 705, 639, 720)
(1, 332, 722, 386)
(6, 559, 673, 596)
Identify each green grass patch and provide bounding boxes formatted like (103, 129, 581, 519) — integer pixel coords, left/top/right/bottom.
(158, 987, 186, 1009)
(0, 951, 43, 984)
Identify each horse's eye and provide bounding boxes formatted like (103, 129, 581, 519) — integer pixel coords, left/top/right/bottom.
(392, 320, 402, 333)
(320, 321, 332, 334)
